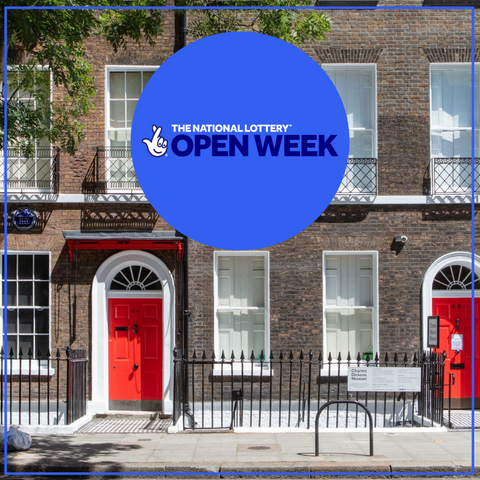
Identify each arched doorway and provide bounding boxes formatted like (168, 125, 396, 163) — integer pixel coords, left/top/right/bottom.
(108, 265, 164, 410)
(91, 251, 175, 415)
(423, 253, 480, 409)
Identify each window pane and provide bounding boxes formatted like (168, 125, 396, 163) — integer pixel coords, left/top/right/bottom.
(6, 336, 17, 357)
(35, 282, 49, 307)
(126, 72, 142, 98)
(348, 131, 374, 159)
(143, 70, 154, 87)
(7, 255, 17, 280)
(218, 310, 265, 357)
(7, 282, 17, 306)
(19, 335, 33, 357)
(7, 309, 17, 333)
(326, 310, 373, 359)
(19, 309, 34, 333)
(110, 101, 125, 128)
(35, 309, 49, 333)
(35, 335, 49, 358)
(18, 281, 33, 306)
(18, 255, 33, 279)
(110, 72, 125, 99)
(34, 255, 49, 280)
(126, 100, 137, 128)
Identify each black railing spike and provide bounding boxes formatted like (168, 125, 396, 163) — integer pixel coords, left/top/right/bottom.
(308, 350, 313, 361)
(413, 352, 418, 364)
(289, 350, 294, 360)
(279, 351, 284, 360)
(192, 350, 197, 360)
(269, 351, 274, 360)
(28, 347, 32, 358)
(384, 352, 389, 363)
(347, 351, 351, 362)
(357, 352, 361, 362)
(19, 347, 23, 359)
(404, 352, 408, 364)
(37, 348, 42, 359)
(211, 351, 216, 360)
(422, 351, 427, 362)
(328, 352, 332, 362)
(318, 351, 323, 362)
(47, 349, 51, 358)
(299, 350, 304, 360)
(394, 353, 398, 364)
(202, 350, 207, 360)
(250, 350, 255, 361)
(231, 351, 235, 360)
(375, 352, 379, 363)
(240, 350, 245, 361)
(172, 347, 177, 359)
(337, 352, 342, 362)
(56, 349, 61, 359)
(66, 346, 71, 358)
(260, 350, 264, 361)
(0, 346, 3, 356)
(9, 347, 14, 358)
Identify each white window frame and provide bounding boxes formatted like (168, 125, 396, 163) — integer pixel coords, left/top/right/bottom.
(213, 251, 270, 374)
(430, 63, 480, 195)
(1, 66, 54, 194)
(322, 64, 378, 159)
(105, 65, 158, 193)
(1, 251, 53, 375)
(322, 251, 379, 372)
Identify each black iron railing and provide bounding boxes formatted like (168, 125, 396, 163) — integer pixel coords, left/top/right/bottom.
(0, 147, 60, 193)
(336, 158, 377, 195)
(431, 158, 480, 195)
(173, 350, 445, 431)
(83, 147, 141, 194)
(0, 347, 88, 426)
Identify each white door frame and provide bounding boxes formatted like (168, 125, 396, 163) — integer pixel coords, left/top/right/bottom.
(422, 252, 480, 350)
(89, 250, 175, 414)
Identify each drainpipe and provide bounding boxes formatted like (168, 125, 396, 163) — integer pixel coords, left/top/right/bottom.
(182, 236, 194, 426)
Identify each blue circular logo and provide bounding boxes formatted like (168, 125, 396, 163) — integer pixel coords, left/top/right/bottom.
(132, 32, 349, 250)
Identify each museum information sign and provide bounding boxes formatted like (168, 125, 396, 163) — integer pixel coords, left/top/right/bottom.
(347, 367, 421, 392)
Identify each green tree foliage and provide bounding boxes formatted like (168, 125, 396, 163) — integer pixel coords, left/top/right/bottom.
(183, 0, 331, 47)
(1, 2, 165, 155)
(2, 1, 331, 155)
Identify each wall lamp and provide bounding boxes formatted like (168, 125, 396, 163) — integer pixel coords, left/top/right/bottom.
(393, 235, 408, 244)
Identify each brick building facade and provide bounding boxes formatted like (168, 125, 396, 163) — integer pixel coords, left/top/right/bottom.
(2, 2, 479, 422)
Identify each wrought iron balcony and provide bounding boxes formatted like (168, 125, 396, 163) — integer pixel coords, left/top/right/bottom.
(336, 158, 377, 195)
(83, 147, 141, 194)
(0, 147, 60, 193)
(431, 157, 480, 195)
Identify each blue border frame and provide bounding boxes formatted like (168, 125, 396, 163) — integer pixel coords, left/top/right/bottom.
(2, 4, 476, 477)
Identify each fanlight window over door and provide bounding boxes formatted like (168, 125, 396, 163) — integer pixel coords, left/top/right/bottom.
(110, 265, 162, 291)
(433, 265, 480, 291)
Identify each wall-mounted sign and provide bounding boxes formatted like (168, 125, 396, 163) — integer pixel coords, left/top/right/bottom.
(11, 206, 38, 231)
(451, 334, 463, 351)
(347, 367, 421, 392)
(427, 315, 439, 349)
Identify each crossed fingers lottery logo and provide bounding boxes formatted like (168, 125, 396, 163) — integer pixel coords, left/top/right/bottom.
(132, 32, 349, 250)
(143, 125, 168, 157)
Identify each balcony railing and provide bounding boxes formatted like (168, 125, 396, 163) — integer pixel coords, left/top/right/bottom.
(0, 147, 60, 193)
(83, 147, 141, 194)
(336, 158, 377, 195)
(431, 158, 480, 195)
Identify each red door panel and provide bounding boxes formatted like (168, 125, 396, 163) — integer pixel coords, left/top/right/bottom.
(433, 298, 480, 400)
(108, 298, 163, 402)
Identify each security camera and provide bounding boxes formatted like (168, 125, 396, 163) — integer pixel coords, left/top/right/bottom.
(394, 235, 408, 244)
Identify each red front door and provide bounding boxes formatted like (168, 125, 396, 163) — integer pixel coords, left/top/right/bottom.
(108, 298, 163, 410)
(433, 297, 480, 407)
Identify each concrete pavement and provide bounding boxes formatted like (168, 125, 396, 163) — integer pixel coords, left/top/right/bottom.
(2, 429, 479, 476)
